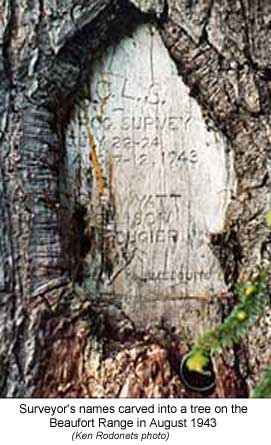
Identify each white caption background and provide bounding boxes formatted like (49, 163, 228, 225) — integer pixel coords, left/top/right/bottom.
(0, 398, 269, 444)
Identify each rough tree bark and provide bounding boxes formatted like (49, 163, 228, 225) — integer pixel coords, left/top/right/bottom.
(0, 0, 270, 397)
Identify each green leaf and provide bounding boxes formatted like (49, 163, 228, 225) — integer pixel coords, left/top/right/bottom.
(186, 350, 210, 374)
(265, 210, 271, 227)
(191, 265, 269, 360)
(252, 369, 271, 398)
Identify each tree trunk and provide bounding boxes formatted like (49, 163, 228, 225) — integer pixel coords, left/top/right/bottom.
(0, 0, 270, 397)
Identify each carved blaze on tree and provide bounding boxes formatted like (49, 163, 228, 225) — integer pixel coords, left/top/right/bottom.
(0, 0, 270, 397)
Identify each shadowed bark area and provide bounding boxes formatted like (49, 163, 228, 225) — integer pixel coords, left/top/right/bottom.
(0, 0, 270, 397)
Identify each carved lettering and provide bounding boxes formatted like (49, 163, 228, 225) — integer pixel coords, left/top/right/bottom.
(66, 23, 236, 328)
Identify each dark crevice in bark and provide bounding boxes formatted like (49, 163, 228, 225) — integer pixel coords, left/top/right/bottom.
(232, 343, 249, 397)
(209, 230, 243, 286)
(2, 0, 14, 92)
(70, 204, 93, 284)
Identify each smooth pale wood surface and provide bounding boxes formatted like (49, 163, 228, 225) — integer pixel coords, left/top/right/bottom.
(66, 24, 236, 330)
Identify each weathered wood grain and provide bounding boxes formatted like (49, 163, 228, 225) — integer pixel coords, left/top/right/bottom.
(167, 0, 213, 44)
